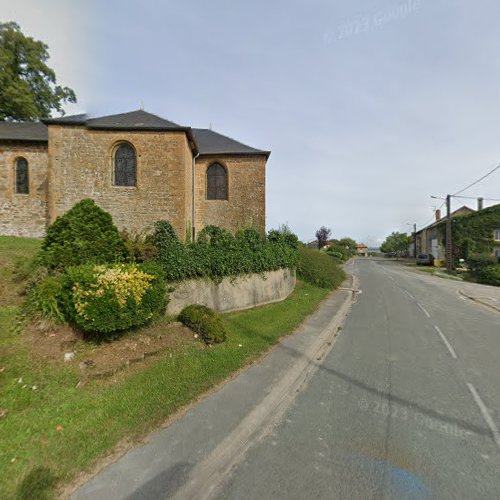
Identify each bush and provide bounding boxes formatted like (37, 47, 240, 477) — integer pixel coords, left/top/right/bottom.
(467, 253, 497, 274)
(475, 265, 500, 286)
(60, 262, 166, 334)
(39, 199, 127, 270)
(26, 273, 65, 322)
(297, 247, 346, 289)
(178, 304, 227, 344)
(121, 229, 157, 262)
(153, 221, 299, 283)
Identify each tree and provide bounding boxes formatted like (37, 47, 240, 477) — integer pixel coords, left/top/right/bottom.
(315, 226, 331, 249)
(380, 232, 410, 257)
(0, 22, 76, 121)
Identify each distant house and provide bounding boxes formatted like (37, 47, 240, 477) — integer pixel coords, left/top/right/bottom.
(356, 243, 368, 256)
(415, 203, 500, 263)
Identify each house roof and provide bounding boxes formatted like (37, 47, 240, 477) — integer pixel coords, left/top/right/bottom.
(0, 122, 48, 142)
(416, 206, 475, 234)
(0, 110, 270, 158)
(192, 128, 271, 158)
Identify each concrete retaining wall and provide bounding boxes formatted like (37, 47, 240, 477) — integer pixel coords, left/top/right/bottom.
(166, 268, 296, 315)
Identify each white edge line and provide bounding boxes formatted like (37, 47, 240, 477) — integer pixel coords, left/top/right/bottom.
(466, 383, 500, 450)
(417, 303, 430, 318)
(433, 325, 458, 359)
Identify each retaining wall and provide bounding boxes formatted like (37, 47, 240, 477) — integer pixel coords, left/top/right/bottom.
(166, 268, 296, 315)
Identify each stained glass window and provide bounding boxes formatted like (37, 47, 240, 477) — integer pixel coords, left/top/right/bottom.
(114, 143, 136, 186)
(207, 163, 227, 200)
(15, 158, 29, 194)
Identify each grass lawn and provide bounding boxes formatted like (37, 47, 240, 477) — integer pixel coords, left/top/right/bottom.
(0, 236, 331, 499)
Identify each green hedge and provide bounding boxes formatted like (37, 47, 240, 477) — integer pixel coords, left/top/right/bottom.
(39, 199, 127, 270)
(59, 262, 166, 334)
(297, 247, 346, 289)
(476, 265, 500, 286)
(153, 222, 299, 283)
(178, 304, 227, 344)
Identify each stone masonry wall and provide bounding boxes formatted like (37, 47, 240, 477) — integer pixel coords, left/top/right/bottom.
(48, 126, 193, 238)
(194, 155, 266, 236)
(0, 141, 48, 237)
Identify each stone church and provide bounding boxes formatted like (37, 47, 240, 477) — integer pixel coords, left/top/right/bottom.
(0, 110, 270, 239)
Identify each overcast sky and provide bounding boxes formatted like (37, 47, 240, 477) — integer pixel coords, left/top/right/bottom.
(2, 0, 500, 244)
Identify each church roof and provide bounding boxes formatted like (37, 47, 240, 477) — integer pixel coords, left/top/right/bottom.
(192, 128, 270, 158)
(43, 110, 185, 131)
(0, 121, 48, 141)
(0, 110, 270, 157)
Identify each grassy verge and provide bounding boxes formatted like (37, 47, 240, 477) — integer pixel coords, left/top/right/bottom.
(0, 236, 330, 500)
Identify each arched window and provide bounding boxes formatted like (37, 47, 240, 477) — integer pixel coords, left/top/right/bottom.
(207, 163, 227, 200)
(114, 143, 136, 186)
(15, 158, 29, 194)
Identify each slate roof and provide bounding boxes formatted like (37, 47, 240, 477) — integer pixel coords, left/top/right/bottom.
(193, 128, 270, 158)
(43, 110, 185, 130)
(0, 122, 48, 142)
(0, 110, 270, 157)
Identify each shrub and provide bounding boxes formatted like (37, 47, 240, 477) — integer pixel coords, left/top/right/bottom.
(178, 304, 227, 344)
(121, 229, 157, 262)
(297, 247, 346, 289)
(153, 220, 299, 283)
(152, 221, 187, 281)
(467, 253, 497, 274)
(60, 262, 166, 334)
(39, 199, 127, 270)
(475, 265, 500, 286)
(26, 273, 65, 322)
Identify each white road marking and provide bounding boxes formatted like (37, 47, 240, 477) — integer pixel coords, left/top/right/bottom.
(433, 325, 458, 359)
(417, 303, 430, 318)
(466, 383, 500, 451)
(404, 290, 415, 300)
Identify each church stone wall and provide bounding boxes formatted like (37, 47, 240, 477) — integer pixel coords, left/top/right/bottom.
(0, 141, 48, 237)
(47, 125, 193, 239)
(194, 155, 266, 236)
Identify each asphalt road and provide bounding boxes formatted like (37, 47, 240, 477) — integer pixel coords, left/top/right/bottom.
(74, 259, 500, 500)
(215, 259, 500, 499)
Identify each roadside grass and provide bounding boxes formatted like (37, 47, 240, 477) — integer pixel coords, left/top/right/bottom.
(0, 232, 330, 500)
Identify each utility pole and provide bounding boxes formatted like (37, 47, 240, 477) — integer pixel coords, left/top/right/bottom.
(413, 223, 417, 258)
(445, 194, 453, 273)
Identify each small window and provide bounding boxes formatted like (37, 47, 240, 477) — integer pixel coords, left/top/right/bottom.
(207, 163, 227, 200)
(15, 157, 29, 194)
(494, 229, 500, 241)
(114, 143, 136, 186)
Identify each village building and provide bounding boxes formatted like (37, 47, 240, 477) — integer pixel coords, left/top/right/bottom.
(415, 203, 500, 263)
(0, 110, 270, 239)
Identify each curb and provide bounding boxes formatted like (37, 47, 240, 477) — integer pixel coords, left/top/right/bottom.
(458, 289, 500, 314)
(171, 276, 358, 500)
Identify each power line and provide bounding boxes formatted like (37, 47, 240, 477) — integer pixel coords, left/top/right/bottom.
(453, 163, 500, 196)
(417, 200, 445, 231)
(452, 195, 500, 202)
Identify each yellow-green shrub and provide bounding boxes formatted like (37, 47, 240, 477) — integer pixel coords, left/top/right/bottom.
(60, 262, 166, 334)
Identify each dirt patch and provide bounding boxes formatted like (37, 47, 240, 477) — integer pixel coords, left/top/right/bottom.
(22, 318, 201, 379)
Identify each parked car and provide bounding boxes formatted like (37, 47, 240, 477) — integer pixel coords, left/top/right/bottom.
(385, 252, 397, 258)
(416, 253, 435, 266)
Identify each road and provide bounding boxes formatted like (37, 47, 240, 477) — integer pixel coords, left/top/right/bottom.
(74, 258, 500, 500)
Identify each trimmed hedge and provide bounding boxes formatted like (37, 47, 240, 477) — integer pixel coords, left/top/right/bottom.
(178, 304, 227, 344)
(153, 222, 299, 283)
(39, 199, 127, 270)
(297, 247, 346, 289)
(59, 262, 166, 334)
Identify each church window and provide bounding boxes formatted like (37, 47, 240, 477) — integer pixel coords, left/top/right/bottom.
(207, 163, 227, 200)
(15, 157, 29, 194)
(114, 143, 136, 186)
